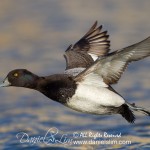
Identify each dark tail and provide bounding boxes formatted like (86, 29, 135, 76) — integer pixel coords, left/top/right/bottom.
(119, 103, 150, 123)
(118, 104, 135, 123)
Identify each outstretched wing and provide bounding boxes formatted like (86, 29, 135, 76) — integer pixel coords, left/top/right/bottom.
(64, 21, 110, 70)
(75, 37, 150, 85)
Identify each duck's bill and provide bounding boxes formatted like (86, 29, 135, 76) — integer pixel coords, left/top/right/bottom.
(0, 78, 11, 87)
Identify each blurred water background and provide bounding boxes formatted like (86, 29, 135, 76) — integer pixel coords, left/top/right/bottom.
(0, 0, 150, 149)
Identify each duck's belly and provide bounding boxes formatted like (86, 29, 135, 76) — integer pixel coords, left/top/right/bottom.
(66, 84, 125, 115)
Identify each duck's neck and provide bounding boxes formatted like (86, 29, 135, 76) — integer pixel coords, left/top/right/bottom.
(23, 74, 41, 90)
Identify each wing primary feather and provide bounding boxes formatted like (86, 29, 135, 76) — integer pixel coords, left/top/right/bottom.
(75, 36, 150, 85)
(64, 21, 110, 70)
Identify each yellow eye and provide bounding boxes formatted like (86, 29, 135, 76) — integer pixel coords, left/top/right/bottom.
(14, 73, 19, 77)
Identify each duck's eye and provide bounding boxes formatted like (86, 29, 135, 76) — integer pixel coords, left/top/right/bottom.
(13, 73, 19, 77)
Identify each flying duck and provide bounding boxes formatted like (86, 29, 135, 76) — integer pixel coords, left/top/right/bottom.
(0, 21, 150, 123)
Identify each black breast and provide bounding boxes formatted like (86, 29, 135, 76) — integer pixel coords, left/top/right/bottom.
(37, 74, 77, 104)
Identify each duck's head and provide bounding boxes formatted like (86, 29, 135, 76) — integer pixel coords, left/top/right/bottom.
(0, 69, 39, 89)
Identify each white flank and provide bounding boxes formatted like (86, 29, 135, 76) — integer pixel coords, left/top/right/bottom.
(80, 73, 108, 88)
(67, 84, 125, 114)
